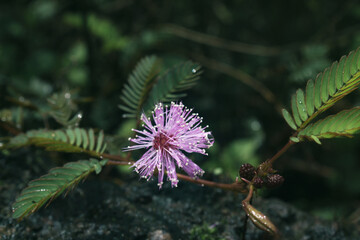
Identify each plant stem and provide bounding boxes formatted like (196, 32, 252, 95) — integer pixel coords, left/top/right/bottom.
(192, 53, 283, 114)
(177, 173, 248, 193)
(242, 190, 253, 240)
(0, 121, 22, 135)
(102, 152, 248, 193)
(161, 24, 280, 56)
(102, 138, 296, 192)
(101, 153, 129, 162)
(107, 159, 133, 166)
(243, 184, 254, 203)
(267, 140, 295, 165)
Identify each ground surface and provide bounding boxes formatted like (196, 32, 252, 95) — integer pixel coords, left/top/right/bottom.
(0, 150, 358, 240)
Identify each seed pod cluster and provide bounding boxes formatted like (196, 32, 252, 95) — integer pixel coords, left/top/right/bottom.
(239, 163, 255, 181)
(239, 163, 284, 189)
(266, 174, 284, 188)
(253, 177, 265, 188)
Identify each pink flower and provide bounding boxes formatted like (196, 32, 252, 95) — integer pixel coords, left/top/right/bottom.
(125, 102, 214, 188)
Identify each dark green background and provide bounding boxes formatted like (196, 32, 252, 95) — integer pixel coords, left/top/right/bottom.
(1, 0, 360, 223)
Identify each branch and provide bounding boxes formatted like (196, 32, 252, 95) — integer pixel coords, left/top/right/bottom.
(161, 24, 280, 56)
(177, 173, 248, 193)
(192, 54, 283, 114)
(0, 121, 22, 135)
(267, 140, 295, 165)
(258, 138, 296, 177)
(103, 153, 248, 193)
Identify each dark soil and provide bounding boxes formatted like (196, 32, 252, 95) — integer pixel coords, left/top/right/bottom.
(0, 150, 359, 240)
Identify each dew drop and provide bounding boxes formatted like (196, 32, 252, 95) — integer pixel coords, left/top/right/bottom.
(201, 184, 204, 187)
(64, 92, 71, 99)
(299, 100, 302, 104)
(192, 68, 197, 73)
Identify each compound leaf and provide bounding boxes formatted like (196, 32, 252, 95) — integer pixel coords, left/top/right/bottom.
(12, 158, 108, 220)
(283, 47, 360, 131)
(298, 107, 360, 143)
(119, 55, 161, 118)
(143, 61, 201, 112)
(5, 128, 107, 157)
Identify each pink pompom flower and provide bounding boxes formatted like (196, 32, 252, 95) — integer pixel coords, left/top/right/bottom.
(125, 102, 214, 188)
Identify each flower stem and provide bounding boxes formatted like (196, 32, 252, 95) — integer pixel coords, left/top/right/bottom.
(103, 153, 248, 193)
(267, 139, 295, 165)
(101, 153, 129, 162)
(177, 173, 248, 193)
(102, 138, 296, 193)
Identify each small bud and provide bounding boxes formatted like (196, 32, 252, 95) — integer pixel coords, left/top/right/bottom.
(239, 163, 255, 181)
(266, 174, 284, 188)
(242, 201, 279, 236)
(253, 177, 264, 188)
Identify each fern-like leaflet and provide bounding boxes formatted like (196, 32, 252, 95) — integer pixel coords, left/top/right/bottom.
(47, 91, 82, 127)
(5, 128, 107, 157)
(296, 107, 360, 144)
(283, 47, 360, 131)
(118, 55, 161, 118)
(143, 61, 201, 113)
(12, 158, 108, 220)
(119, 56, 202, 118)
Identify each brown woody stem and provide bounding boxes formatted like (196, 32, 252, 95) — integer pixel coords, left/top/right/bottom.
(267, 139, 295, 166)
(102, 153, 248, 193)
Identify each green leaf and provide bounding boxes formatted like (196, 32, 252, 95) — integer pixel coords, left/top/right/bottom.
(47, 91, 82, 127)
(282, 109, 297, 130)
(89, 128, 95, 151)
(291, 95, 302, 127)
(4, 128, 107, 157)
(305, 79, 315, 116)
(320, 68, 330, 102)
(282, 47, 360, 130)
(298, 107, 360, 141)
(95, 130, 104, 153)
(119, 55, 161, 118)
(289, 136, 300, 143)
(12, 158, 107, 220)
(143, 61, 202, 113)
(81, 128, 89, 149)
(296, 89, 308, 121)
(313, 73, 323, 110)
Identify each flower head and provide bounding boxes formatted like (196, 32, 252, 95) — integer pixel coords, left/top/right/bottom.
(125, 102, 214, 188)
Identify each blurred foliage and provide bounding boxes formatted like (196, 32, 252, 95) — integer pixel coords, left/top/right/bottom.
(190, 223, 223, 240)
(1, 0, 360, 222)
(288, 44, 331, 83)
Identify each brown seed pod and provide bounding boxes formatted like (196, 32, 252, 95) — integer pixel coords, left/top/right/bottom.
(242, 201, 279, 237)
(253, 177, 265, 188)
(266, 174, 284, 188)
(239, 163, 256, 181)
